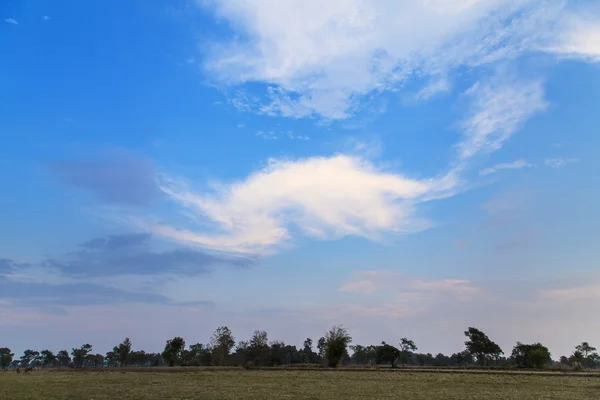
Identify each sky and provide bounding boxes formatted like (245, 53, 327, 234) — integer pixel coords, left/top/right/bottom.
(1, 0, 599, 359)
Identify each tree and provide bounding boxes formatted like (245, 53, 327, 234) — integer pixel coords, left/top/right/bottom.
(464, 327, 503, 366)
(40, 350, 57, 368)
(188, 343, 212, 366)
(162, 337, 185, 367)
(87, 354, 105, 367)
(398, 338, 417, 366)
(451, 350, 473, 366)
(105, 350, 118, 367)
(57, 350, 71, 367)
(303, 338, 313, 362)
(350, 345, 370, 365)
(323, 325, 352, 367)
(375, 342, 401, 368)
(415, 353, 434, 366)
(269, 340, 287, 366)
(247, 330, 270, 366)
(21, 349, 40, 367)
(575, 342, 598, 368)
(210, 326, 235, 366)
(115, 337, 132, 366)
(317, 337, 326, 358)
(71, 344, 92, 368)
(511, 342, 551, 368)
(0, 347, 13, 370)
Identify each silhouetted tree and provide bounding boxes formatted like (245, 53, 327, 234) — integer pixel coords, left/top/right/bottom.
(40, 350, 57, 368)
(416, 353, 434, 366)
(575, 342, 598, 368)
(210, 326, 235, 366)
(511, 342, 551, 368)
(71, 344, 92, 368)
(57, 350, 71, 367)
(162, 337, 185, 367)
(20, 349, 40, 368)
(398, 338, 417, 366)
(464, 327, 503, 366)
(350, 345, 370, 365)
(375, 342, 401, 368)
(115, 337, 132, 366)
(0, 348, 13, 370)
(323, 325, 352, 367)
(317, 337, 326, 358)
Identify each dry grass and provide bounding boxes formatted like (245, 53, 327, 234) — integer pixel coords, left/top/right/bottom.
(1, 368, 600, 399)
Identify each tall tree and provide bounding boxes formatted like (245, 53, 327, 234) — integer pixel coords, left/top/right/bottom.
(247, 330, 270, 366)
(210, 326, 235, 366)
(303, 338, 313, 362)
(375, 342, 401, 368)
(0, 347, 13, 370)
(317, 337, 326, 358)
(71, 344, 93, 368)
(20, 349, 40, 367)
(575, 342, 598, 368)
(398, 338, 417, 366)
(40, 350, 57, 368)
(57, 350, 71, 367)
(464, 327, 503, 366)
(115, 337, 132, 366)
(162, 337, 185, 367)
(323, 325, 352, 367)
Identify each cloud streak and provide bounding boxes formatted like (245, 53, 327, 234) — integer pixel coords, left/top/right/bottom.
(545, 158, 579, 168)
(480, 160, 535, 176)
(41, 233, 252, 278)
(4, 18, 18, 25)
(52, 149, 161, 207)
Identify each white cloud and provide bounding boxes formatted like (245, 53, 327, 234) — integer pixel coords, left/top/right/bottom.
(479, 160, 535, 176)
(458, 76, 548, 160)
(146, 155, 459, 253)
(200, 0, 599, 120)
(545, 14, 600, 62)
(545, 158, 579, 168)
(42, 15, 50, 21)
(4, 18, 18, 25)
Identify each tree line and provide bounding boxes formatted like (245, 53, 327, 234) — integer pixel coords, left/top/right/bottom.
(1, 326, 598, 370)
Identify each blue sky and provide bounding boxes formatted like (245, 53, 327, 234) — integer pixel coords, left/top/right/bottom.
(1, 0, 600, 358)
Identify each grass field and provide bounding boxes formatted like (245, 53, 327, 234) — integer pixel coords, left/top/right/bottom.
(1, 368, 600, 399)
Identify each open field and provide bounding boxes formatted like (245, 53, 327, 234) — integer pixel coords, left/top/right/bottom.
(1, 368, 600, 399)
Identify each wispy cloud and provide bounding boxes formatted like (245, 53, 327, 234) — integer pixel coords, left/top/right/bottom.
(41, 15, 50, 21)
(255, 130, 278, 140)
(39, 233, 252, 278)
(201, 0, 599, 120)
(146, 155, 459, 254)
(479, 160, 535, 176)
(414, 77, 451, 101)
(339, 270, 480, 300)
(544, 158, 579, 168)
(4, 18, 18, 25)
(458, 76, 547, 160)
